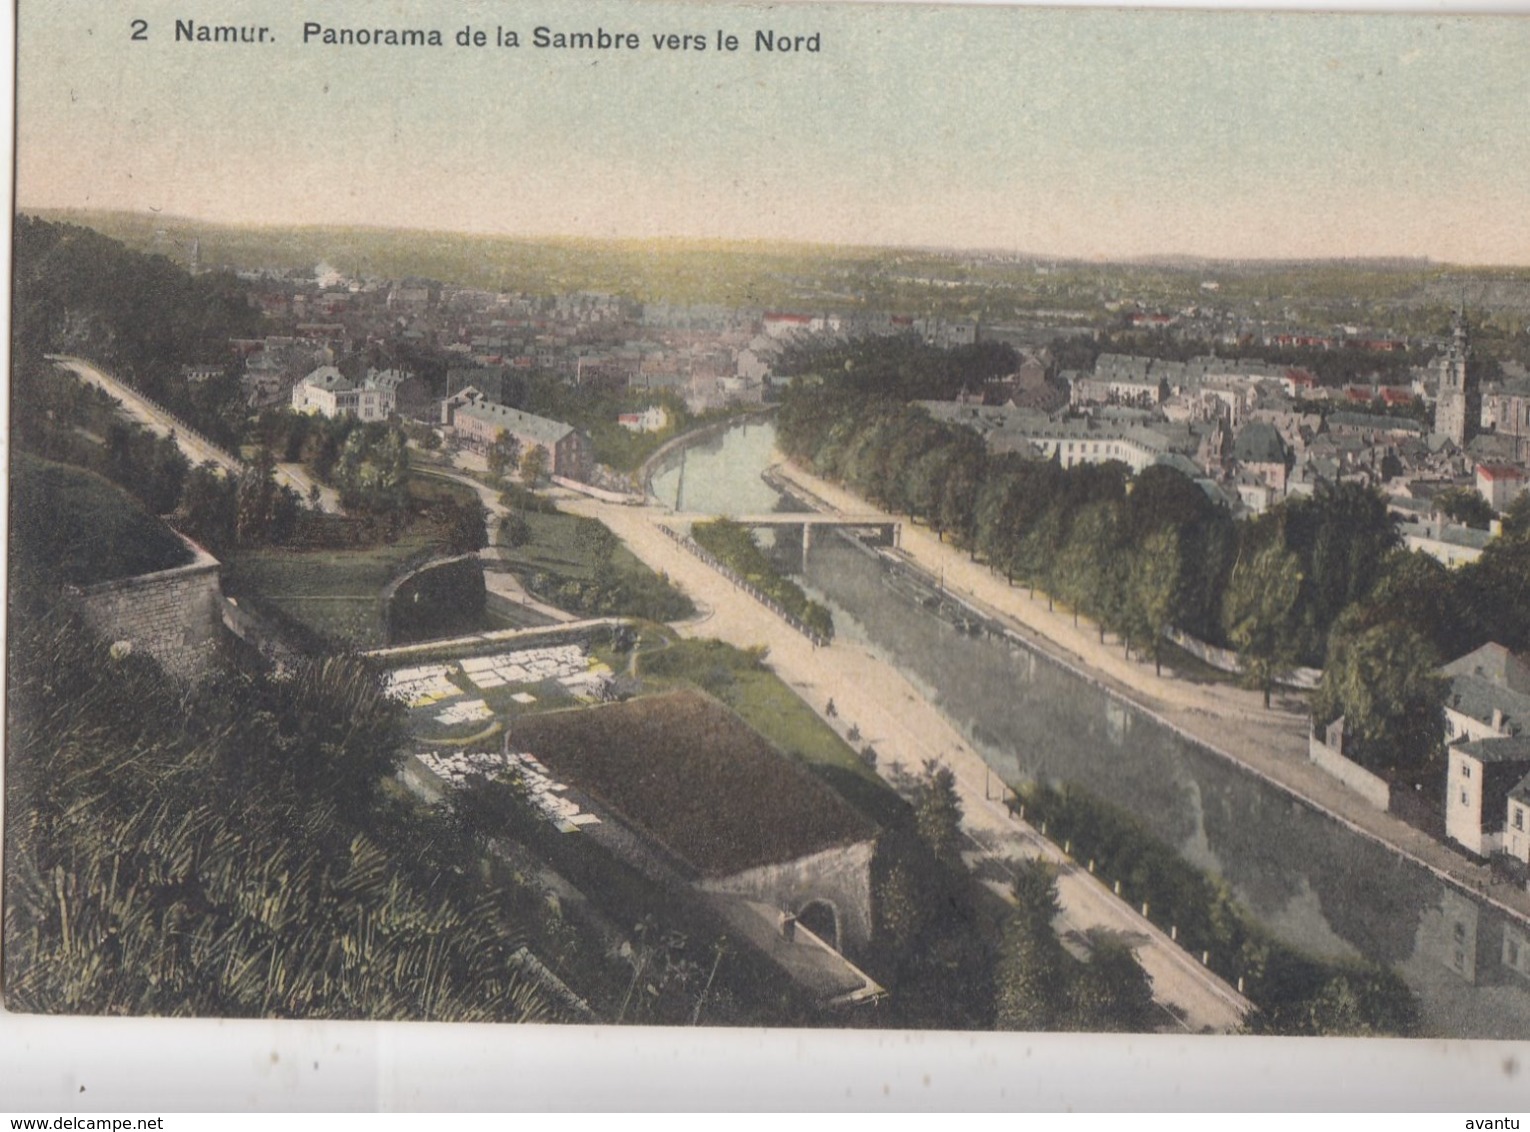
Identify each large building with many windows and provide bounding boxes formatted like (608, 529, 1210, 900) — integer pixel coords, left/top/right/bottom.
(441, 391, 592, 480)
(290, 365, 398, 422)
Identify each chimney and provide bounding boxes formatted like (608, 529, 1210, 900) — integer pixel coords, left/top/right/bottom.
(1494, 708, 1506, 734)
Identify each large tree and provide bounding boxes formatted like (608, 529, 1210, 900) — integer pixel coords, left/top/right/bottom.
(1133, 528, 1185, 675)
(913, 761, 966, 871)
(1068, 934, 1158, 1033)
(1313, 613, 1447, 772)
(519, 444, 549, 486)
(1055, 500, 1122, 636)
(5, 607, 554, 1021)
(1223, 541, 1304, 707)
(1281, 483, 1400, 661)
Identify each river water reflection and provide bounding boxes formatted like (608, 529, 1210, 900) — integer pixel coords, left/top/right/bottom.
(657, 421, 1530, 1038)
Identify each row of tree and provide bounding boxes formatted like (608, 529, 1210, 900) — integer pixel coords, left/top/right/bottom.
(777, 372, 1530, 766)
(1019, 781, 1419, 1035)
(691, 519, 835, 640)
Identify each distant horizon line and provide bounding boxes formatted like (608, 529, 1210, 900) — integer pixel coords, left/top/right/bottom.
(22, 204, 1530, 273)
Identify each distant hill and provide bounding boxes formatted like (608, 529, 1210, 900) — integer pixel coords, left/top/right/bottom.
(23, 207, 1528, 324)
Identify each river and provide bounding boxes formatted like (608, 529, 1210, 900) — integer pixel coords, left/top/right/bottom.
(649, 420, 1530, 1039)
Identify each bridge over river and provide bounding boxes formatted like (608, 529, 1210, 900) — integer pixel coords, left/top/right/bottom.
(663, 511, 900, 570)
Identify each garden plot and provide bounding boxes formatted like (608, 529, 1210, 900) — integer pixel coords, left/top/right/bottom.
(434, 699, 494, 726)
(414, 749, 601, 834)
(458, 644, 613, 700)
(386, 664, 463, 708)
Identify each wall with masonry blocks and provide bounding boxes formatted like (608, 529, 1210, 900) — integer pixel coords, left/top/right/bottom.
(67, 535, 224, 683)
(700, 839, 877, 953)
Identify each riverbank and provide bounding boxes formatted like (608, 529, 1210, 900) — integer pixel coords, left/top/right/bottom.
(550, 482, 1252, 1032)
(769, 458, 1530, 928)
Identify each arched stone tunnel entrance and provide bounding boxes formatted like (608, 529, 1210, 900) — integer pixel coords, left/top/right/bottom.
(797, 899, 842, 952)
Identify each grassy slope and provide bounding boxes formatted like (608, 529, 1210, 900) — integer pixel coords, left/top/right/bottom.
(636, 639, 903, 827)
(10, 454, 193, 586)
(224, 476, 481, 648)
(226, 534, 438, 648)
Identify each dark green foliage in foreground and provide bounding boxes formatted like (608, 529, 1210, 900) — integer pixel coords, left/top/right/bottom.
(4, 608, 554, 1022)
(1018, 781, 1419, 1036)
(864, 814, 999, 1030)
(993, 860, 1157, 1033)
(10, 454, 193, 590)
(691, 518, 834, 640)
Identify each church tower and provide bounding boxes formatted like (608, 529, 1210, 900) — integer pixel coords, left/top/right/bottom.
(1435, 305, 1480, 447)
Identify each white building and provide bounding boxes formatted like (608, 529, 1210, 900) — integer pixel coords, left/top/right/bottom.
(1448, 736, 1530, 858)
(1443, 643, 1530, 858)
(290, 366, 397, 422)
(1399, 518, 1493, 569)
(618, 406, 669, 433)
(1478, 463, 1528, 512)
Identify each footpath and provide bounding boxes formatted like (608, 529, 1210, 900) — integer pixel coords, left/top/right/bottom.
(767, 460, 1530, 927)
(51, 355, 341, 512)
(414, 460, 578, 625)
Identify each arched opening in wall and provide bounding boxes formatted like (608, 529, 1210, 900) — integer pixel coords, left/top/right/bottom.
(797, 899, 841, 952)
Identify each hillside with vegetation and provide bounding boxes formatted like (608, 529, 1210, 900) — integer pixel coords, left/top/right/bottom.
(14, 215, 261, 449)
(9, 454, 193, 594)
(3, 573, 562, 1020)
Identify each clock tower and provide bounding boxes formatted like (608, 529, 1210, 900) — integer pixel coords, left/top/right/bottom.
(1435, 306, 1480, 448)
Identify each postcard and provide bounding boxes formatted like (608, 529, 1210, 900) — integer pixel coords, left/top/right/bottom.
(9, 0, 1530, 1109)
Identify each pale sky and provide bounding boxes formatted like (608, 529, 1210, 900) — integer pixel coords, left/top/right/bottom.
(16, 0, 1530, 263)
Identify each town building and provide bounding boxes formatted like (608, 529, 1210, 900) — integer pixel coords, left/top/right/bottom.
(290, 365, 397, 421)
(1230, 421, 1291, 499)
(509, 690, 883, 1005)
(1478, 463, 1529, 512)
(1481, 376, 1530, 463)
(1443, 643, 1530, 858)
(1448, 736, 1530, 858)
(441, 392, 592, 480)
(1399, 518, 1494, 569)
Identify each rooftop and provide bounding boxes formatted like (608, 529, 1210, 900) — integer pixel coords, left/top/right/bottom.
(1445, 643, 1530, 695)
(509, 690, 875, 878)
(454, 398, 578, 446)
(1454, 734, 1530, 764)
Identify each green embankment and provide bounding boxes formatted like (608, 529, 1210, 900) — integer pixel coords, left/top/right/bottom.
(10, 453, 193, 588)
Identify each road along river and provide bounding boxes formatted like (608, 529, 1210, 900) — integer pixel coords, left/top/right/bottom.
(646, 419, 1530, 1039)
